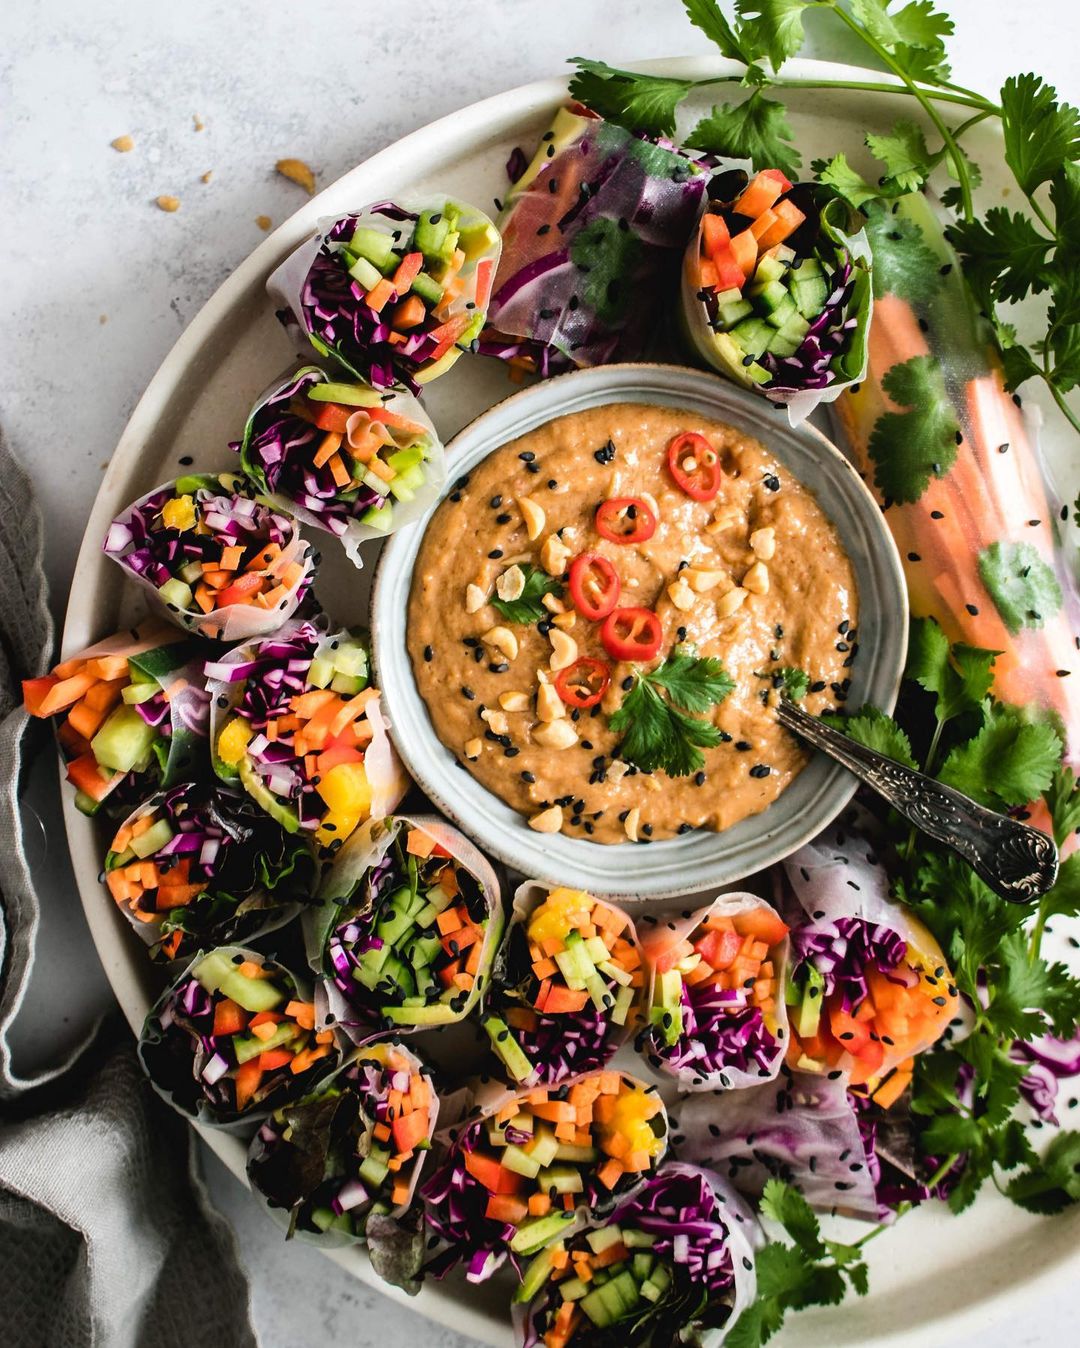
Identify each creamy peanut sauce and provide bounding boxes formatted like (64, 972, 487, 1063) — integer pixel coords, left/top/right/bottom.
(407, 403, 857, 845)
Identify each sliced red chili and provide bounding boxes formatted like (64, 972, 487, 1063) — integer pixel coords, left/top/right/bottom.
(600, 607, 664, 663)
(667, 432, 723, 502)
(568, 553, 621, 622)
(595, 497, 657, 545)
(554, 658, 611, 708)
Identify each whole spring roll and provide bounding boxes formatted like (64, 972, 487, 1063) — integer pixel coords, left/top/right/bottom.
(834, 191, 1080, 764)
(138, 946, 340, 1127)
(421, 1070, 669, 1283)
(247, 1039, 439, 1264)
(103, 783, 318, 963)
(479, 104, 709, 375)
(679, 1067, 889, 1222)
(638, 892, 790, 1092)
(681, 169, 872, 423)
(305, 814, 503, 1042)
(22, 623, 207, 817)
(783, 824, 957, 1100)
(512, 1162, 759, 1348)
(206, 619, 407, 851)
(267, 197, 500, 394)
(236, 366, 445, 567)
(482, 882, 645, 1088)
(103, 471, 316, 641)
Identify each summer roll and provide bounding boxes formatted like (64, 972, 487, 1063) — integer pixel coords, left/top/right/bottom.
(103, 471, 315, 641)
(237, 365, 444, 567)
(639, 892, 790, 1091)
(681, 169, 872, 423)
(480, 104, 708, 375)
(22, 623, 207, 816)
(267, 198, 500, 393)
(305, 814, 503, 1041)
(207, 619, 407, 852)
(139, 946, 339, 1127)
(247, 1039, 439, 1277)
(483, 882, 645, 1088)
(103, 782, 318, 962)
(512, 1161, 758, 1348)
(421, 1070, 669, 1283)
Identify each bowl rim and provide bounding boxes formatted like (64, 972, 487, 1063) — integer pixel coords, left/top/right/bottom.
(371, 362, 907, 898)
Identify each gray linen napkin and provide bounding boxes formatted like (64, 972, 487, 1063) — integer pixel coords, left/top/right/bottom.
(0, 431, 257, 1347)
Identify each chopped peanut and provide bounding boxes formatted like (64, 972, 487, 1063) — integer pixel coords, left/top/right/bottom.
(532, 719, 578, 750)
(465, 583, 488, 613)
(464, 738, 483, 760)
(529, 805, 564, 833)
(540, 534, 570, 576)
(548, 628, 577, 671)
(749, 527, 776, 561)
(275, 158, 316, 194)
(717, 587, 748, 618)
(499, 691, 531, 712)
(743, 561, 770, 595)
(667, 579, 696, 612)
(623, 807, 641, 842)
(518, 497, 546, 541)
(495, 565, 525, 602)
(536, 682, 565, 722)
(483, 626, 519, 660)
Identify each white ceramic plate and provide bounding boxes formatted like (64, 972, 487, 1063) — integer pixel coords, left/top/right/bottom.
(59, 57, 1080, 1348)
(372, 362, 907, 898)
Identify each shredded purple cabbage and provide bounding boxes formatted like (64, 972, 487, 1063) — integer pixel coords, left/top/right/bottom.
(1012, 1031, 1080, 1125)
(508, 1004, 614, 1085)
(651, 982, 779, 1085)
(791, 915, 909, 1011)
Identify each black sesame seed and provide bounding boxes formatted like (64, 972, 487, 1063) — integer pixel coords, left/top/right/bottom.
(423, 645, 434, 662)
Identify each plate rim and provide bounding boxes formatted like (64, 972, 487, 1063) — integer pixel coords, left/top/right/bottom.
(370, 360, 908, 897)
(56, 54, 1080, 1348)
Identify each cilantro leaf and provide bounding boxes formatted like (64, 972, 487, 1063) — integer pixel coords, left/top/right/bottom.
(985, 931, 1064, 1039)
(1000, 73, 1080, 195)
(777, 665, 810, 700)
(1044, 766, 1080, 848)
(905, 617, 998, 724)
(759, 1179, 824, 1257)
(867, 355, 959, 503)
(1005, 1131, 1080, 1214)
(686, 91, 801, 180)
(648, 648, 736, 711)
(734, 0, 810, 71)
(682, 0, 765, 69)
(977, 541, 1064, 634)
(949, 208, 1053, 303)
(567, 59, 693, 136)
(813, 153, 881, 210)
(865, 122, 934, 194)
(489, 565, 561, 625)
(850, 0, 953, 51)
(862, 203, 940, 305)
(571, 215, 641, 321)
(1051, 163, 1080, 264)
(824, 703, 916, 768)
(938, 702, 1062, 807)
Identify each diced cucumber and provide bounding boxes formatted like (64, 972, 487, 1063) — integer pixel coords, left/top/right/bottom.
(359, 1152, 389, 1187)
(524, 1125, 560, 1170)
(385, 445, 425, 475)
(508, 1210, 577, 1255)
(409, 933, 443, 968)
(414, 211, 451, 261)
(755, 253, 787, 285)
(514, 1247, 558, 1305)
(332, 641, 369, 679)
(537, 1165, 584, 1195)
(713, 285, 743, 306)
(553, 1142, 599, 1163)
(157, 577, 193, 612)
(307, 381, 381, 407)
(632, 1252, 655, 1281)
(178, 560, 203, 585)
(359, 502, 394, 532)
(765, 291, 798, 328)
(409, 271, 443, 306)
(233, 1021, 296, 1065)
(717, 298, 754, 328)
(388, 464, 426, 502)
(731, 317, 773, 358)
(457, 218, 499, 261)
(129, 817, 174, 859)
(558, 1276, 590, 1302)
(330, 672, 366, 695)
(307, 655, 334, 689)
(360, 469, 391, 497)
(349, 227, 398, 271)
(348, 255, 384, 291)
(622, 1228, 657, 1249)
(610, 983, 636, 1027)
(765, 328, 803, 358)
(74, 789, 102, 817)
(91, 704, 158, 773)
(585, 1225, 624, 1255)
(502, 1145, 542, 1179)
(483, 1014, 534, 1084)
(792, 273, 829, 319)
(121, 678, 161, 705)
(797, 966, 826, 1039)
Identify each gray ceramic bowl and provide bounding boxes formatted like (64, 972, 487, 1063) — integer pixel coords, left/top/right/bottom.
(371, 363, 906, 899)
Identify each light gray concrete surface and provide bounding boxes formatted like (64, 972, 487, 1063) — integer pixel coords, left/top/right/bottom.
(2, 2, 1077, 1344)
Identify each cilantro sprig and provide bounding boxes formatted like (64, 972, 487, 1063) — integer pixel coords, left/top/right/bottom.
(609, 647, 734, 776)
(489, 564, 561, 625)
(570, 0, 1080, 436)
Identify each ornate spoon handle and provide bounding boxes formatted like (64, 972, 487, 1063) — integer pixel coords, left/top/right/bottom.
(776, 699, 1059, 903)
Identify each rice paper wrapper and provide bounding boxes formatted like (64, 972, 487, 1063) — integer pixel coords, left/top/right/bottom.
(103, 471, 316, 642)
(104, 782, 319, 963)
(138, 945, 340, 1132)
(782, 822, 960, 1078)
(305, 813, 504, 1046)
(31, 622, 209, 814)
(423, 1068, 669, 1283)
(480, 104, 709, 374)
(486, 880, 645, 1087)
(206, 618, 407, 842)
(835, 191, 1080, 772)
(266, 196, 500, 394)
(639, 892, 790, 1092)
(513, 1161, 759, 1348)
(246, 1039, 439, 1274)
(236, 365, 445, 568)
(679, 1068, 884, 1222)
(681, 173, 872, 425)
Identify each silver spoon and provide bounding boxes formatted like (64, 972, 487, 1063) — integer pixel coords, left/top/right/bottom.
(776, 699, 1059, 903)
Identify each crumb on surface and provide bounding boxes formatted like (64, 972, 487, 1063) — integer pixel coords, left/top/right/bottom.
(255, 214, 272, 231)
(200, 170, 213, 184)
(110, 134, 134, 152)
(99, 314, 107, 324)
(156, 194, 181, 212)
(193, 113, 205, 132)
(275, 157, 316, 195)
